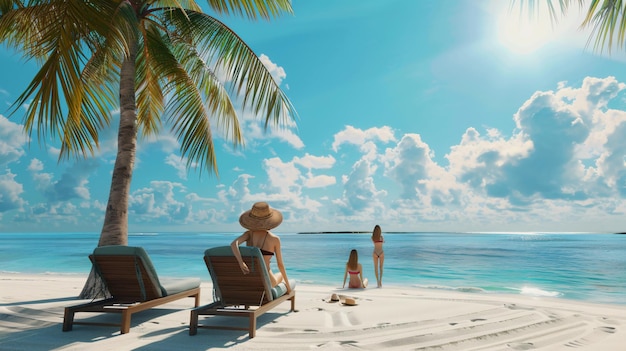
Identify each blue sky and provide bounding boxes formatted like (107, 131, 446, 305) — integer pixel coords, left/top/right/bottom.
(2, 0, 626, 233)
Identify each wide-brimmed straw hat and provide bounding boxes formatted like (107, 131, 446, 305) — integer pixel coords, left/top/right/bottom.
(342, 297, 358, 306)
(239, 202, 283, 230)
(326, 294, 358, 305)
(327, 293, 340, 303)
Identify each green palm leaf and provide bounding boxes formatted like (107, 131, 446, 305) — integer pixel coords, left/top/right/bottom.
(206, 0, 292, 20)
(515, 0, 626, 53)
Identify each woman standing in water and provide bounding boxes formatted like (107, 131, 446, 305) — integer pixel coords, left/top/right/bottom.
(342, 249, 368, 288)
(372, 225, 384, 287)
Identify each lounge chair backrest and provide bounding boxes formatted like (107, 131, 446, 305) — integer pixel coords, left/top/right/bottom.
(91, 245, 164, 302)
(204, 246, 274, 306)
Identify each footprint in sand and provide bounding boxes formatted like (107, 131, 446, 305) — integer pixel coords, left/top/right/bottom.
(315, 341, 358, 349)
(597, 326, 616, 334)
(507, 342, 535, 350)
(505, 303, 534, 311)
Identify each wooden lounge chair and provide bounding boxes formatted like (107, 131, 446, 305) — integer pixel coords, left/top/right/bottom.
(189, 246, 296, 338)
(62, 245, 201, 334)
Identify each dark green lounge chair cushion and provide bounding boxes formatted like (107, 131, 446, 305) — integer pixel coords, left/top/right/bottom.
(271, 279, 296, 299)
(159, 278, 201, 295)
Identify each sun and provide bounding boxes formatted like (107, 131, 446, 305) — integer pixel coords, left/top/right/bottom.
(496, 8, 556, 55)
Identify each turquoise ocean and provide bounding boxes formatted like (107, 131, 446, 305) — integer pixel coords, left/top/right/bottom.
(1, 232, 624, 305)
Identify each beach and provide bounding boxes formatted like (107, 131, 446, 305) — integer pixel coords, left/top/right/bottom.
(1, 273, 625, 350)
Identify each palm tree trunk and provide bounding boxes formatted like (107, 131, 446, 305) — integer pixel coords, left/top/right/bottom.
(97, 41, 138, 247)
(79, 39, 139, 299)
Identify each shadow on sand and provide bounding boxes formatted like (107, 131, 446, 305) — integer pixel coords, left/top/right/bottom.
(1, 298, 290, 351)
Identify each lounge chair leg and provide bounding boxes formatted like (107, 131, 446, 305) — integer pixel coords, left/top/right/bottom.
(194, 292, 201, 307)
(249, 316, 256, 338)
(62, 308, 74, 331)
(291, 295, 296, 312)
(189, 309, 199, 335)
(120, 310, 131, 334)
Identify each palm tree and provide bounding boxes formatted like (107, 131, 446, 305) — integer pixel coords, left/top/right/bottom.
(514, 0, 626, 53)
(0, 0, 296, 298)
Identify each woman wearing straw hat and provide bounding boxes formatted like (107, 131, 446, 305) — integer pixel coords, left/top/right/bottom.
(230, 202, 292, 293)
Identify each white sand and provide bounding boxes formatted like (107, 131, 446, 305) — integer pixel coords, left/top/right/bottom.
(1, 273, 624, 350)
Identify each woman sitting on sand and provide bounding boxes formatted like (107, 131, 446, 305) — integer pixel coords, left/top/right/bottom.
(372, 224, 384, 287)
(342, 249, 368, 288)
(231, 202, 292, 293)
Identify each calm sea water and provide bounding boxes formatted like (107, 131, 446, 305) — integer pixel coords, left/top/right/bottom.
(1, 232, 624, 305)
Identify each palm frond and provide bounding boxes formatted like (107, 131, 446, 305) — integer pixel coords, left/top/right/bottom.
(135, 23, 166, 138)
(579, 0, 626, 53)
(9, 1, 90, 143)
(511, 0, 584, 23)
(143, 17, 221, 173)
(165, 9, 241, 140)
(1, 0, 127, 159)
(169, 9, 297, 127)
(0, 0, 24, 18)
(205, 0, 292, 20)
(152, 0, 202, 12)
(515, 0, 626, 53)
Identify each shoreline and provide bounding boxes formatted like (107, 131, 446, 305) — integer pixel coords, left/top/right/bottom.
(1, 273, 625, 350)
(2, 270, 624, 306)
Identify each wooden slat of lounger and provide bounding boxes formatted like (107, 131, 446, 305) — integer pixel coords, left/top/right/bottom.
(208, 256, 269, 306)
(92, 255, 162, 302)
